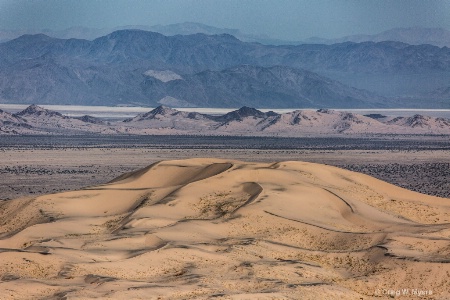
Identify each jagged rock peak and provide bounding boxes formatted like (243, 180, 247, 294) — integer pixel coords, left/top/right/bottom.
(316, 109, 335, 114)
(410, 114, 427, 120)
(405, 114, 429, 127)
(230, 107, 267, 118)
(123, 105, 180, 122)
(216, 106, 278, 123)
(16, 104, 47, 114)
(12, 33, 55, 43)
(75, 115, 107, 124)
(25, 104, 44, 111)
(237, 106, 264, 115)
(150, 105, 179, 115)
(105, 29, 164, 40)
(15, 104, 63, 117)
(364, 114, 387, 119)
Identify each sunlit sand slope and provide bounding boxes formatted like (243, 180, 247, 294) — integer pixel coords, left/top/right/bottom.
(1, 159, 449, 299)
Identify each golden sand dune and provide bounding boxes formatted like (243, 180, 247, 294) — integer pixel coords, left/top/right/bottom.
(1, 159, 450, 299)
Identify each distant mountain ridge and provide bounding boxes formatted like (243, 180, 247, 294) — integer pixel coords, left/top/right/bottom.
(1, 104, 450, 136)
(0, 31, 390, 108)
(306, 27, 450, 48)
(1, 29, 450, 107)
(0, 22, 300, 45)
(3, 24, 450, 48)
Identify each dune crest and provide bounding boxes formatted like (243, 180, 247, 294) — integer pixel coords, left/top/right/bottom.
(1, 159, 449, 299)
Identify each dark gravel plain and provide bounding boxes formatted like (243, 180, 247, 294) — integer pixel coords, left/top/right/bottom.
(0, 135, 449, 199)
(339, 163, 450, 198)
(1, 134, 450, 150)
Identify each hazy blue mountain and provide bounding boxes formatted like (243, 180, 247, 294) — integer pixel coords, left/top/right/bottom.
(0, 29, 29, 43)
(305, 27, 450, 48)
(1, 29, 450, 107)
(141, 22, 300, 45)
(0, 22, 301, 45)
(3, 30, 450, 74)
(3, 25, 450, 48)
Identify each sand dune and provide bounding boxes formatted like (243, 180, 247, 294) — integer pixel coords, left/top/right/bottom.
(1, 158, 450, 299)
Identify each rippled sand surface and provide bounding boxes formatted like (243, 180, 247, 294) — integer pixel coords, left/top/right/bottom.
(1, 158, 449, 299)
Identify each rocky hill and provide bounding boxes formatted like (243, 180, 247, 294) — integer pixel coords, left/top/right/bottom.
(2, 105, 449, 136)
(0, 109, 35, 134)
(0, 105, 118, 135)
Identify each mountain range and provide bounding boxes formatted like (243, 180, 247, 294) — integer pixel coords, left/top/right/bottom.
(306, 27, 450, 48)
(0, 22, 292, 45)
(3, 23, 450, 47)
(1, 104, 449, 136)
(0, 28, 450, 108)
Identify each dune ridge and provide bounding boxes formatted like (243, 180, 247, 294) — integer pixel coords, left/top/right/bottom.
(0, 158, 449, 299)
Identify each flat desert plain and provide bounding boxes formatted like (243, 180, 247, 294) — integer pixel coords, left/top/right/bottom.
(1, 146, 450, 200)
(0, 137, 450, 299)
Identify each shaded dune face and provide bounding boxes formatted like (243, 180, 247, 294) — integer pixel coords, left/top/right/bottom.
(0, 159, 450, 299)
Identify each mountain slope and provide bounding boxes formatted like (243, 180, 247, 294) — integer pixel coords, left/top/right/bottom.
(0, 109, 35, 134)
(141, 65, 385, 108)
